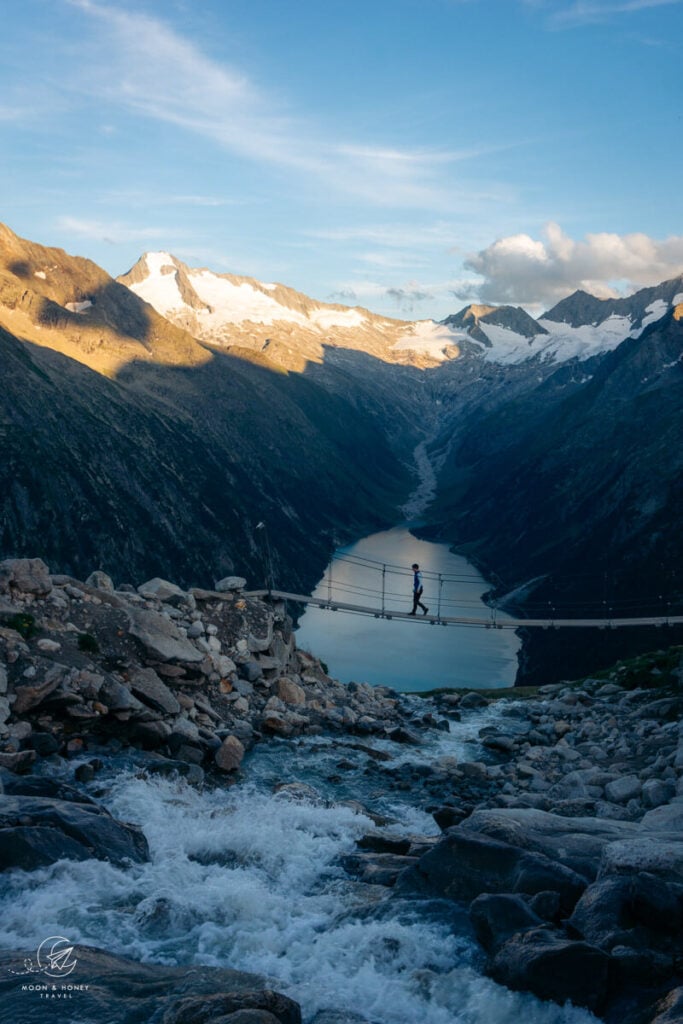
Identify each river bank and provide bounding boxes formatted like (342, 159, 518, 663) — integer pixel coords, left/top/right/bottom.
(1, 557, 683, 1024)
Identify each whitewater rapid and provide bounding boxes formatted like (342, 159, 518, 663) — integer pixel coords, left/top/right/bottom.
(0, 723, 598, 1024)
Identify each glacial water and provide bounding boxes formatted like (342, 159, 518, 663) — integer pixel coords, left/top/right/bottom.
(296, 526, 521, 692)
(0, 717, 598, 1024)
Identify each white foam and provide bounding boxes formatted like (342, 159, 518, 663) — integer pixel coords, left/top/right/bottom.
(0, 766, 597, 1024)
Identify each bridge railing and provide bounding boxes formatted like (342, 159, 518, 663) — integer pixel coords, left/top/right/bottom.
(308, 550, 683, 625)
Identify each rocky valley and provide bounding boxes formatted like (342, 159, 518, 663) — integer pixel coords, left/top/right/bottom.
(1, 557, 683, 1024)
(1, 222, 681, 684)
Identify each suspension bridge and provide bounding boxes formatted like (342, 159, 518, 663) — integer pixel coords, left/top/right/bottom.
(247, 549, 683, 631)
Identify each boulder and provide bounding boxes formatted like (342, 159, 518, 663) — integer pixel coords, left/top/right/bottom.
(0, 795, 149, 868)
(569, 873, 683, 956)
(460, 692, 489, 710)
(261, 712, 294, 737)
(0, 558, 52, 596)
(461, 807, 638, 880)
(12, 663, 67, 714)
(469, 893, 543, 953)
(276, 678, 306, 706)
(648, 988, 683, 1024)
(127, 608, 204, 664)
(85, 571, 115, 592)
(129, 668, 181, 715)
(0, 825, 95, 871)
(600, 836, 683, 881)
(215, 576, 247, 592)
(605, 775, 642, 804)
(215, 735, 245, 773)
(491, 926, 610, 1011)
(0, 945, 301, 1024)
(396, 827, 587, 913)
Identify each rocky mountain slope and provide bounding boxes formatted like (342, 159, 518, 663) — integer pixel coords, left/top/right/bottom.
(119, 251, 462, 368)
(426, 299, 683, 682)
(0, 224, 413, 591)
(2, 221, 682, 685)
(2, 556, 683, 1024)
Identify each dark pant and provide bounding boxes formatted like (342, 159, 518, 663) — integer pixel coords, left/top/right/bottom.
(412, 588, 427, 613)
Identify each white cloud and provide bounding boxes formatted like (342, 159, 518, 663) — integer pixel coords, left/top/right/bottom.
(546, 0, 682, 26)
(56, 216, 174, 245)
(464, 222, 683, 306)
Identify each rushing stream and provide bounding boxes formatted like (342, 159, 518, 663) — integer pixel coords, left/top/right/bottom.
(0, 714, 597, 1024)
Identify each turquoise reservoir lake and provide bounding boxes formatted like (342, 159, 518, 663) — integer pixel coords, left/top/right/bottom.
(296, 526, 520, 692)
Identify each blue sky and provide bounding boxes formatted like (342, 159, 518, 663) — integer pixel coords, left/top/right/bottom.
(2, 0, 683, 318)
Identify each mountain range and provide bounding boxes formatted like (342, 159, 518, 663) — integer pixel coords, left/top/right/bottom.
(1, 222, 681, 683)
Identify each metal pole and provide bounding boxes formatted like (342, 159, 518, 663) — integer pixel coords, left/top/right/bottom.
(381, 564, 386, 616)
(328, 557, 333, 606)
(437, 574, 443, 622)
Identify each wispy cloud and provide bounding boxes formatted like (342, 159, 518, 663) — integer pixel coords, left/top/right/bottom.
(545, 0, 683, 26)
(463, 222, 683, 305)
(65, 0, 509, 213)
(56, 215, 176, 245)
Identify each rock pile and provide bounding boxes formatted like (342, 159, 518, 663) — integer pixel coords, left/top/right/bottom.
(0, 557, 432, 786)
(343, 665, 683, 1024)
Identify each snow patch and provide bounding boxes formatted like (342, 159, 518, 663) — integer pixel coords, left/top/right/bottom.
(475, 323, 537, 365)
(310, 307, 366, 330)
(129, 253, 184, 315)
(393, 321, 461, 360)
(65, 300, 92, 314)
(132, 257, 371, 333)
(536, 314, 633, 361)
(639, 299, 668, 331)
(33, 270, 47, 280)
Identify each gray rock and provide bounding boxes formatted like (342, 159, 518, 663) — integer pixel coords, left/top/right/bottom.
(0, 557, 52, 596)
(600, 836, 683, 880)
(491, 926, 610, 1012)
(129, 668, 181, 715)
(0, 945, 301, 1024)
(215, 576, 247, 592)
(648, 988, 683, 1024)
(0, 795, 149, 867)
(85, 571, 115, 592)
(460, 691, 489, 710)
(643, 779, 677, 809)
(215, 735, 245, 772)
(397, 827, 587, 912)
(470, 893, 543, 953)
(128, 608, 204, 664)
(12, 663, 67, 714)
(277, 677, 306, 705)
(461, 807, 638, 880)
(569, 874, 683, 954)
(605, 775, 642, 804)
(0, 666, 6, 695)
(137, 577, 187, 603)
(99, 678, 146, 714)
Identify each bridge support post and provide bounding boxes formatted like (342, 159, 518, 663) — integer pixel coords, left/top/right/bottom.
(381, 564, 386, 617)
(437, 574, 443, 622)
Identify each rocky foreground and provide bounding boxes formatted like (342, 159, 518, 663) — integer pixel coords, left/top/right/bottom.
(1, 557, 683, 1024)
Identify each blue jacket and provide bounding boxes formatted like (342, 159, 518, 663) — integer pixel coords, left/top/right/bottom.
(413, 570, 423, 592)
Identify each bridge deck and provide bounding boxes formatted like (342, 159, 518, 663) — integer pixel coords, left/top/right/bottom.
(245, 590, 683, 630)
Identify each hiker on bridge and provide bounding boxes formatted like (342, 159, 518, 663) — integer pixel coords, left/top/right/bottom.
(410, 563, 429, 616)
